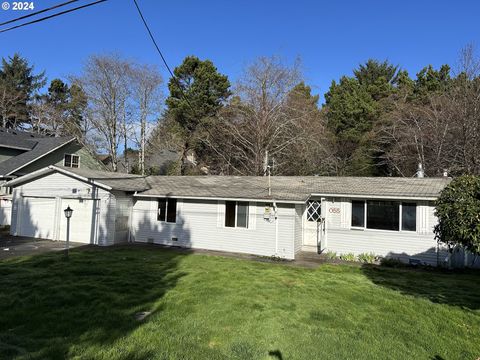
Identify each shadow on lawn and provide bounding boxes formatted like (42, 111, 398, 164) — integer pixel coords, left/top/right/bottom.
(0, 211, 192, 359)
(361, 264, 480, 310)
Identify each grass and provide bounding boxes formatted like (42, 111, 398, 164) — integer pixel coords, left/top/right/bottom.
(0, 246, 479, 360)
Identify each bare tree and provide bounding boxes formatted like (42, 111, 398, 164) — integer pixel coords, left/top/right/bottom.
(130, 64, 163, 175)
(205, 56, 313, 175)
(76, 55, 132, 172)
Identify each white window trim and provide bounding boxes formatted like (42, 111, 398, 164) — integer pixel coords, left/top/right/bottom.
(224, 201, 250, 229)
(64, 153, 80, 168)
(350, 199, 417, 233)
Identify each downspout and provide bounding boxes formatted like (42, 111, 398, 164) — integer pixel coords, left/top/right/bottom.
(128, 191, 137, 243)
(274, 200, 278, 256)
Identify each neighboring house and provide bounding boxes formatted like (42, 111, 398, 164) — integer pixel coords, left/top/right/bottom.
(0, 128, 106, 225)
(98, 149, 194, 175)
(6, 165, 461, 266)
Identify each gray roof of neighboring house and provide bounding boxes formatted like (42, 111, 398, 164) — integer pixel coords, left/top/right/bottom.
(0, 129, 75, 177)
(140, 176, 451, 201)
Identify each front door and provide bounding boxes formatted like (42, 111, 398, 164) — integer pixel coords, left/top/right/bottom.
(303, 199, 326, 252)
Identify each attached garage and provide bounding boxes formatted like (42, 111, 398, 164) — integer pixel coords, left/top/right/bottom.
(8, 166, 148, 246)
(57, 198, 97, 244)
(17, 196, 56, 239)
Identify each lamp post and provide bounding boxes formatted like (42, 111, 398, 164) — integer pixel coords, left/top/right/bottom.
(64, 205, 73, 258)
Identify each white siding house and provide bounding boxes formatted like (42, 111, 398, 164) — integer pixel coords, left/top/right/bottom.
(6, 166, 456, 266)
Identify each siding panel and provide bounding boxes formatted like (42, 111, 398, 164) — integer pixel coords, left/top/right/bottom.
(131, 199, 296, 259)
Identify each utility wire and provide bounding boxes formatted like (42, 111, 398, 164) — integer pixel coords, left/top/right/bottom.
(132, 0, 195, 112)
(0, 0, 108, 34)
(0, 0, 79, 27)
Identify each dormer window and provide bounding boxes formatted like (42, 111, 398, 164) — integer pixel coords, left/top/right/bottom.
(64, 154, 80, 168)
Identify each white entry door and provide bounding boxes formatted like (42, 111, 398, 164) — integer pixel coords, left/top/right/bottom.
(18, 197, 57, 239)
(303, 199, 326, 251)
(58, 198, 97, 244)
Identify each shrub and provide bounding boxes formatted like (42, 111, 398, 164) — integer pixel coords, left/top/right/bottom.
(324, 251, 337, 260)
(358, 252, 377, 264)
(434, 175, 480, 257)
(339, 253, 356, 262)
(379, 257, 405, 268)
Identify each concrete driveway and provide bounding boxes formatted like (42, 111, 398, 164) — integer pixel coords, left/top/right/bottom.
(0, 232, 86, 260)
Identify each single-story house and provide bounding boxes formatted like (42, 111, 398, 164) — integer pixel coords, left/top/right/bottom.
(6, 165, 456, 266)
(0, 128, 106, 225)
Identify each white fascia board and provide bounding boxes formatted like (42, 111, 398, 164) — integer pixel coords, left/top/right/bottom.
(5, 165, 112, 191)
(309, 193, 438, 201)
(134, 193, 305, 204)
(49, 166, 112, 190)
(4, 167, 53, 187)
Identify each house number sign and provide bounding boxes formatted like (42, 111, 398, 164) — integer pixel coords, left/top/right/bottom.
(329, 207, 340, 214)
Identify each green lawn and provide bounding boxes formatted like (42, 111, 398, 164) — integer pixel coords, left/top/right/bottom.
(0, 246, 479, 360)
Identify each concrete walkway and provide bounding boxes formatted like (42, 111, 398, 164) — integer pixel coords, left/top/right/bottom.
(0, 233, 87, 260)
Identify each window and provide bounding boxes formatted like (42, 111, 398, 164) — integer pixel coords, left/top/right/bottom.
(225, 201, 249, 228)
(401, 203, 417, 231)
(351, 201, 365, 227)
(158, 198, 177, 223)
(306, 200, 322, 222)
(64, 154, 80, 168)
(367, 201, 399, 231)
(351, 200, 417, 232)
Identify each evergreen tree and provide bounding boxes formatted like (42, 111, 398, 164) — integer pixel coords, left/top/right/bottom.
(164, 56, 231, 174)
(0, 54, 46, 128)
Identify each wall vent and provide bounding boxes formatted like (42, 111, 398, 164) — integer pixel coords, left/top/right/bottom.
(172, 237, 178, 242)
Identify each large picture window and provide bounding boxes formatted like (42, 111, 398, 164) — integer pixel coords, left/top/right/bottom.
(225, 201, 249, 228)
(351, 200, 417, 232)
(158, 198, 177, 223)
(367, 200, 399, 231)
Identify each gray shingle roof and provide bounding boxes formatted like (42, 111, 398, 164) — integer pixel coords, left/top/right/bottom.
(0, 135, 75, 177)
(140, 176, 450, 201)
(59, 166, 150, 192)
(8, 165, 451, 201)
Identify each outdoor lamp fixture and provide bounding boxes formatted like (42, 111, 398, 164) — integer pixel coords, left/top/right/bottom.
(64, 205, 73, 258)
(64, 205, 73, 219)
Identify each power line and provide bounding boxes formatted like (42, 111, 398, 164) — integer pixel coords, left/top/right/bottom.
(131, 0, 195, 112)
(131, 0, 176, 82)
(0, 0, 79, 27)
(0, 0, 108, 34)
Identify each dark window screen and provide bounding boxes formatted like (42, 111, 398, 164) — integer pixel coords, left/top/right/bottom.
(166, 199, 177, 223)
(367, 201, 399, 231)
(352, 201, 365, 227)
(402, 203, 416, 231)
(157, 199, 167, 221)
(225, 201, 236, 227)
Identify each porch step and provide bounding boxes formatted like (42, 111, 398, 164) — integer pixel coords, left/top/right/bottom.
(301, 245, 320, 253)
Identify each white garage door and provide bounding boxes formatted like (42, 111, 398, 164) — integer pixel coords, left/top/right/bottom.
(58, 198, 96, 244)
(18, 197, 56, 239)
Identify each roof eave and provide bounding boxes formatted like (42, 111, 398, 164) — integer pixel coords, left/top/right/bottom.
(310, 193, 439, 201)
(5, 165, 113, 191)
(134, 192, 305, 204)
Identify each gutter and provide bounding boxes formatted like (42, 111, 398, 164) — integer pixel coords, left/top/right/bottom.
(309, 193, 439, 201)
(134, 193, 305, 204)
